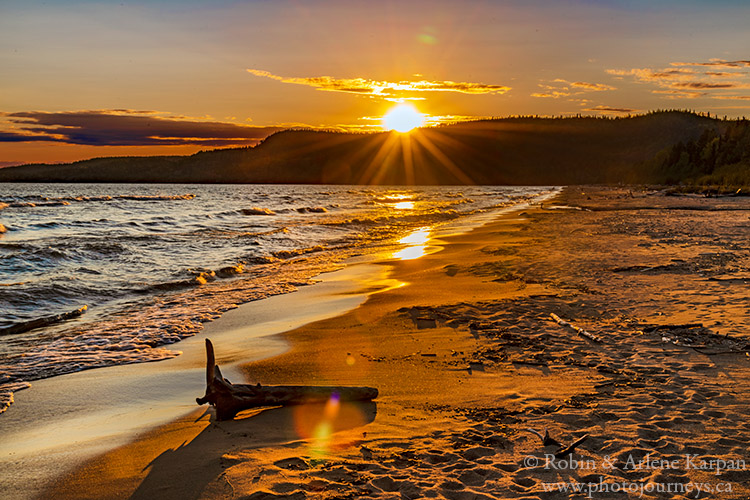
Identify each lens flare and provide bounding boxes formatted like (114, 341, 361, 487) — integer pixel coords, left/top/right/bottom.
(291, 393, 369, 456)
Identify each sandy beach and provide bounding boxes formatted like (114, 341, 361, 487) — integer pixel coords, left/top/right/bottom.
(14, 186, 750, 499)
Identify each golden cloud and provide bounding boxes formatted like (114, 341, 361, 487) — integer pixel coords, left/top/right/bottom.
(247, 69, 510, 97)
(712, 95, 750, 100)
(532, 79, 614, 98)
(531, 91, 570, 99)
(571, 81, 616, 91)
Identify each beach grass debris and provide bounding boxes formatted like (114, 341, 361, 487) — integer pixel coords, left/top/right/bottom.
(549, 313, 602, 343)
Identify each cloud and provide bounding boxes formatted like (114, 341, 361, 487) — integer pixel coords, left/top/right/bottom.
(606, 68, 697, 80)
(672, 82, 739, 90)
(531, 91, 570, 99)
(584, 105, 637, 115)
(532, 79, 614, 99)
(607, 61, 750, 99)
(652, 90, 707, 99)
(671, 59, 750, 69)
(247, 69, 510, 98)
(712, 95, 750, 100)
(0, 110, 283, 146)
(570, 81, 616, 91)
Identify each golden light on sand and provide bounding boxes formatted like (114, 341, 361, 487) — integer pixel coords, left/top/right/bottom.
(394, 246, 427, 260)
(382, 104, 424, 133)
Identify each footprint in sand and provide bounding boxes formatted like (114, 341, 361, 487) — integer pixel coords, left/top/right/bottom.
(460, 446, 497, 461)
(272, 457, 311, 470)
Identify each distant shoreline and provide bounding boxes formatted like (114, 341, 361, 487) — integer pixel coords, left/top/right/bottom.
(2, 111, 746, 187)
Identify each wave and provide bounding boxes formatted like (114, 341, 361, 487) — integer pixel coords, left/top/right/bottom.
(0, 193, 196, 208)
(0, 382, 31, 414)
(322, 209, 463, 228)
(216, 263, 245, 278)
(113, 194, 196, 201)
(240, 207, 276, 216)
(296, 206, 328, 213)
(0, 244, 69, 263)
(272, 245, 325, 259)
(0, 305, 88, 337)
(143, 262, 249, 293)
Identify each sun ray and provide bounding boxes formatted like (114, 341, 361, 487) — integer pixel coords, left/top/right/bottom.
(400, 133, 415, 185)
(357, 132, 402, 184)
(411, 131, 475, 184)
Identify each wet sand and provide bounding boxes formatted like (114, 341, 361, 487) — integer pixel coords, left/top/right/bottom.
(33, 187, 750, 498)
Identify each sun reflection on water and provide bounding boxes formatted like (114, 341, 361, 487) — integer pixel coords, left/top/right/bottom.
(393, 201, 414, 210)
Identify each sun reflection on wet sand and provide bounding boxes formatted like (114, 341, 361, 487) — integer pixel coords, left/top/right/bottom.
(393, 227, 434, 260)
(393, 245, 427, 260)
(399, 227, 430, 246)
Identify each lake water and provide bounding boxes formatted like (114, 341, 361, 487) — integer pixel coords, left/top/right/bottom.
(0, 183, 555, 412)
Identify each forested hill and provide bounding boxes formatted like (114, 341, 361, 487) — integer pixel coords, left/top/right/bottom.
(0, 111, 738, 185)
(641, 118, 750, 188)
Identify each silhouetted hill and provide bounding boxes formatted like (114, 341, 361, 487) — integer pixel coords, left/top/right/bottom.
(0, 111, 732, 185)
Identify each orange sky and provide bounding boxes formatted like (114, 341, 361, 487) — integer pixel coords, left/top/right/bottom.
(2, 0, 750, 165)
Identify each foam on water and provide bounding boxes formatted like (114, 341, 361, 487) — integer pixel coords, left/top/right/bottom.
(0, 183, 557, 412)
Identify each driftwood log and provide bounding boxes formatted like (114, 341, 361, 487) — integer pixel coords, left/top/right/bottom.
(196, 339, 379, 420)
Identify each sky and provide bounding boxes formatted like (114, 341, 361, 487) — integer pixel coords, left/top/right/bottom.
(1, 0, 750, 165)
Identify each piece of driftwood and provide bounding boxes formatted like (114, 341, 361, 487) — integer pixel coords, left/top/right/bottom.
(196, 339, 379, 420)
(554, 434, 589, 458)
(525, 428, 563, 448)
(550, 313, 602, 343)
(0, 305, 87, 337)
(525, 428, 589, 458)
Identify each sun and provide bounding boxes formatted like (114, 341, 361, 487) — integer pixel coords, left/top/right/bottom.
(382, 104, 425, 133)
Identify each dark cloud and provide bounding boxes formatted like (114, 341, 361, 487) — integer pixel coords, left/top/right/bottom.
(672, 82, 738, 89)
(584, 105, 637, 115)
(0, 110, 283, 146)
(652, 89, 707, 99)
(607, 63, 750, 99)
(672, 60, 750, 69)
(0, 131, 55, 142)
